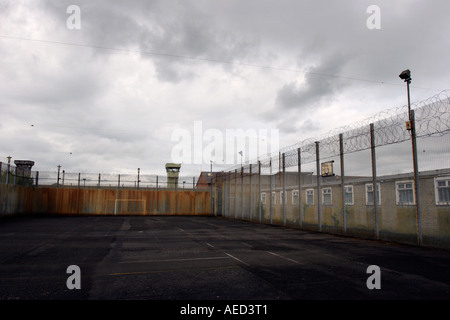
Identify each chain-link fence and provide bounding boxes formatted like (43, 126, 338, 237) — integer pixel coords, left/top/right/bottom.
(0, 162, 34, 187)
(0, 163, 200, 190)
(218, 90, 450, 249)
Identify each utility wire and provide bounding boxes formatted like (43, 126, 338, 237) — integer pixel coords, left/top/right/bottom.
(0, 35, 439, 91)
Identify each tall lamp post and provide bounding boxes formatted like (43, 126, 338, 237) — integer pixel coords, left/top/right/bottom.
(399, 69, 422, 245)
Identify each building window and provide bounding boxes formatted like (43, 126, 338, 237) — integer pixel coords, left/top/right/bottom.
(261, 192, 266, 205)
(271, 192, 276, 205)
(322, 187, 332, 205)
(280, 191, 286, 204)
(306, 189, 314, 205)
(344, 185, 354, 205)
(396, 181, 415, 205)
(435, 177, 450, 205)
(366, 183, 381, 205)
(292, 190, 299, 205)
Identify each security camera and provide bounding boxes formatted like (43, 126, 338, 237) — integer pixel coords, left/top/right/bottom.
(399, 69, 412, 82)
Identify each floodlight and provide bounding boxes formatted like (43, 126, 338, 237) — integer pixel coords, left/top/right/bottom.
(399, 69, 412, 82)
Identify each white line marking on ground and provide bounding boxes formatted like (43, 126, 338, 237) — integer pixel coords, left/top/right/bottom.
(241, 242, 252, 247)
(120, 256, 230, 264)
(224, 252, 250, 266)
(267, 251, 302, 265)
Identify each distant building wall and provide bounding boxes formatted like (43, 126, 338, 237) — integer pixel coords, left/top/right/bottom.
(0, 185, 212, 216)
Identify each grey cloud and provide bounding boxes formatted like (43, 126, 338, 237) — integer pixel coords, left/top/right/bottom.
(41, 0, 261, 83)
(1, 0, 449, 175)
(275, 53, 351, 111)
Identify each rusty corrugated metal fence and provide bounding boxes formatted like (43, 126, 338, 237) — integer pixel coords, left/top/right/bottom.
(0, 184, 212, 216)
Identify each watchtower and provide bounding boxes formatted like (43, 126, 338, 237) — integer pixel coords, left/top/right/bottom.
(165, 163, 181, 189)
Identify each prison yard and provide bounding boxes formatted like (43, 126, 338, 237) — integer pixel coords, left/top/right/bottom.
(1, 92, 450, 310)
(0, 215, 449, 303)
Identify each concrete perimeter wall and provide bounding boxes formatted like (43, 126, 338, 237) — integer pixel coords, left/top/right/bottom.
(0, 184, 212, 216)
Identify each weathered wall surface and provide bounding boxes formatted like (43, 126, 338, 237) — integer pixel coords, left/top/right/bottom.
(0, 185, 212, 216)
(222, 171, 450, 250)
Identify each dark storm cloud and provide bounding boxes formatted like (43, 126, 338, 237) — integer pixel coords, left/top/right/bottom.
(1, 0, 449, 174)
(41, 0, 261, 83)
(275, 53, 351, 111)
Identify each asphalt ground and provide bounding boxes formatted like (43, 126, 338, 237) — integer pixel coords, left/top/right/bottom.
(0, 215, 449, 316)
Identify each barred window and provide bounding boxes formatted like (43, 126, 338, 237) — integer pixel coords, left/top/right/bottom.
(396, 181, 415, 205)
(344, 186, 354, 205)
(271, 192, 276, 205)
(322, 187, 332, 205)
(261, 192, 266, 205)
(280, 191, 286, 204)
(435, 177, 450, 205)
(366, 183, 381, 205)
(292, 190, 299, 205)
(306, 189, 314, 205)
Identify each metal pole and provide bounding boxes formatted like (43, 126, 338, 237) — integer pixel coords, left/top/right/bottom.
(258, 161, 262, 223)
(228, 171, 232, 218)
(340, 133, 346, 233)
(137, 168, 140, 189)
(78, 173, 81, 188)
(410, 110, 422, 245)
(118, 174, 121, 188)
(282, 153, 286, 226)
(249, 164, 252, 221)
(241, 166, 244, 220)
(57, 165, 61, 187)
(315, 142, 322, 231)
(234, 169, 237, 219)
(98, 173, 101, 188)
(36, 171, 39, 187)
(269, 159, 273, 224)
(297, 148, 302, 228)
(223, 172, 227, 217)
(6, 157, 12, 185)
(370, 123, 379, 239)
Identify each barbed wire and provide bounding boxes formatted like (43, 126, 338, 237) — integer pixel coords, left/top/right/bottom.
(225, 90, 450, 172)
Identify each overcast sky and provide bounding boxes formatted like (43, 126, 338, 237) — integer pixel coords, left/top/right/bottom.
(1, 0, 449, 177)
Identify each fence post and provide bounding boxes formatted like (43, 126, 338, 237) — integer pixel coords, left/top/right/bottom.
(340, 133, 346, 234)
(78, 173, 81, 188)
(315, 141, 322, 232)
(228, 171, 232, 218)
(6, 161, 10, 185)
(241, 166, 244, 220)
(249, 164, 252, 221)
(36, 171, 39, 187)
(410, 110, 422, 245)
(98, 173, 101, 188)
(297, 148, 302, 228)
(223, 172, 227, 217)
(370, 123, 379, 239)
(234, 169, 237, 219)
(282, 153, 286, 226)
(258, 161, 262, 223)
(269, 159, 273, 224)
